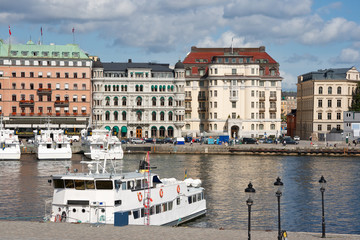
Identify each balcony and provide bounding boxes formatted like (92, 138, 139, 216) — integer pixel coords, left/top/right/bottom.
(269, 96, 277, 101)
(185, 106, 192, 112)
(259, 96, 265, 101)
(37, 88, 52, 95)
(198, 107, 206, 112)
(229, 96, 238, 102)
(19, 100, 34, 107)
(54, 100, 69, 107)
(269, 107, 277, 112)
(185, 96, 192, 101)
(198, 95, 206, 101)
(259, 107, 265, 112)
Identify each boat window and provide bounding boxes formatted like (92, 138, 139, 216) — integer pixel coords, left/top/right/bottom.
(121, 182, 126, 190)
(85, 180, 95, 189)
(193, 195, 197, 203)
(115, 200, 122, 206)
(162, 203, 167, 212)
(188, 196, 192, 204)
(96, 180, 113, 190)
(156, 204, 161, 214)
(197, 193, 202, 201)
(202, 192, 204, 200)
(75, 180, 85, 190)
(47, 144, 52, 148)
(53, 179, 64, 188)
(133, 210, 139, 219)
(65, 180, 75, 188)
(58, 144, 62, 149)
(127, 180, 134, 190)
(141, 208, 145, 217)
(176, 197, 180, 205)
(135, 179, 142, 189)
(168, 201, 173, 210)
(150, 206, 154, 215)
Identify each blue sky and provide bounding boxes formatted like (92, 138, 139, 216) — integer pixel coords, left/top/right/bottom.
(1, 0, 360, 91)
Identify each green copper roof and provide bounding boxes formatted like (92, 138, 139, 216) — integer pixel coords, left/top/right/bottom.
(0, 39, 89, 59)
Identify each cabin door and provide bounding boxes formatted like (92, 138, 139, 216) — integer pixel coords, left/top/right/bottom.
(136, 127, 142, 138)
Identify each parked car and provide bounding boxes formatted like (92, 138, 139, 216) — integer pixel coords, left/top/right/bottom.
(130, 138, 145, 144)
(145, 138, 154, 143)
(155, 138, 165, 144)
(121, 139, 129, 144)
(164, 137, 174, 144)
(265, 139, 274, 144)
(294, 136, 300, 141)
(242, 138, 257, 144)
(282, 137, 298, 145)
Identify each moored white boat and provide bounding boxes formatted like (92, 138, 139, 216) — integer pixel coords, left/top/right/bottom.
(81, 128, 123, 160)
(35, 129, 72, 160)
(47, 153, 206, 226)
(0, 128, 21, 160)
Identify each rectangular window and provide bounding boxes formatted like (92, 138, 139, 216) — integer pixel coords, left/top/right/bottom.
(318, 124, 322, 131)
(214, 112, 217, 119)
(64, 83, 69, 90)
(56, 83, 60, 90)
(318, 100, 322, 107)
(56, 72, 60, 78)
(327, 113, 331, 120)
(337, 112, 341, 120)
(327, 125, 331, 131)
(318, 113, 322, 120)
(337, 100, 341, 107)
(82, 73, 86, 78)
(328, 100, 332, 107)
(73, 73, 78, 78)
(232, 69, 236, 75)
(232, 102, 236, 108)
(214, 102, 217, 108)
(214, 90, 217, 97)
(232, 112, 236, 119)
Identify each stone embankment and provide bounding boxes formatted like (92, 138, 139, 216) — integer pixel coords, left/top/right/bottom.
(21, 141, 360, 156)
(1, 221, 360, 240)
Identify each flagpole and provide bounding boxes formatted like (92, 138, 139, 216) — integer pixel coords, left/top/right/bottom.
(72, 27, 75, 44)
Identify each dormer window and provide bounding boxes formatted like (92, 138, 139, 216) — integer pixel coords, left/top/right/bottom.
(11, 51, 18, 56)
(63, 52, 69, 57)
(21, 51, 28, 56)
(52, 52, 59, 57)
(32, 51, 39, 56)
(42, 51, 49, 57)
(72, 52, 79, 58)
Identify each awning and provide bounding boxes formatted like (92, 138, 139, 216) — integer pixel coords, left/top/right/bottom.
(55, 107, 60, 111)
(82, 95, 86, 99)
(64, 107, 69, 111)
(73, 95, 78, 99)
(105, 126, 111, 131)
(121, 126, 127, 133)
(81, 107, 86, 110)
(73, 107, 78, 110)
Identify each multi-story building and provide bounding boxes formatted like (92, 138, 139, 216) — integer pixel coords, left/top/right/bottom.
(183, 46, 282, 139)
(0, 39, 92, 135)
(281, 91, 297, 117)
(296, 67, 360, 141)
(91, 59, 185, 138)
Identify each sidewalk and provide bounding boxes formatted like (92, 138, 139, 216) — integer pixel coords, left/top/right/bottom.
(1, 221, 359, 240)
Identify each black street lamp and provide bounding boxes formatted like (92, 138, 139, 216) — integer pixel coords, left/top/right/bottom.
(274, 177, 284, 240)
(245, 182, 256, 240)
(319, 176, 327, 238)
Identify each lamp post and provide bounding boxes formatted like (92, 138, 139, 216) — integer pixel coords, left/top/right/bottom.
(274, 177, 284, 240)
(319, 176, 327, 238)
(245, 182, 256, 240)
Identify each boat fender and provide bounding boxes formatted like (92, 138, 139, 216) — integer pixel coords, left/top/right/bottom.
(177, 185, 180, 194)
(137, 192, 143, 202)
(159, 189, 164, 198)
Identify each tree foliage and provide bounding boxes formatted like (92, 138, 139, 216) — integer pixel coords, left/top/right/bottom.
(349, 82, 360, 111)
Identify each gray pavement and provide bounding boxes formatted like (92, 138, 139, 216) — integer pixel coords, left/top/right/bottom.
(1, 221, 360, 240)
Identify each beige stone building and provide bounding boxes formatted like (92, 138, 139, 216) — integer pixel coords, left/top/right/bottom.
(296, 67, 360, 141)
(183, 46, 282, 139)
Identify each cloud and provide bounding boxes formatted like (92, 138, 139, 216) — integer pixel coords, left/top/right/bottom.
(333, 48, 360, 64)
(285, 53, 320, 64)
(197, 31, 262, 48)
(317, 2, 342, 14)
(280, 70, 297, 91)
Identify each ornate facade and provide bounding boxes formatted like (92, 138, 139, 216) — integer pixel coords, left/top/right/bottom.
(91, 59, 185, 138)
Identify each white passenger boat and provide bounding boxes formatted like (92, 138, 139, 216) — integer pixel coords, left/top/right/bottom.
(81, 128, 123, 160)
(35, 128, 72, 160)
(48, 153, 206, 226)
(0, 128, 21, 160)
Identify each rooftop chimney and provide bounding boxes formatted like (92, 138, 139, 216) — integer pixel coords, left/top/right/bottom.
(128, 59, 132, 63)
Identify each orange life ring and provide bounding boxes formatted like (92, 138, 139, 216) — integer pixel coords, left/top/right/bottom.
(137, 192, 143, 202)
(54, 214, 61, 222)
(177, 185, 180, 193)
(159, 189, 163, 198)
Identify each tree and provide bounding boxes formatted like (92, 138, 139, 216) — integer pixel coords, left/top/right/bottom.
(349, 82, 360, 111)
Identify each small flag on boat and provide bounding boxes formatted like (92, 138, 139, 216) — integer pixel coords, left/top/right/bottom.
(184, 169, 187, 180)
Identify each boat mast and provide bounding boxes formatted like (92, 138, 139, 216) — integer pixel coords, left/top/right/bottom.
(144, 151, 151, 225)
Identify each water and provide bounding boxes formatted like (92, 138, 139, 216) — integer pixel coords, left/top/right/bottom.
(0, 154, 360, 234)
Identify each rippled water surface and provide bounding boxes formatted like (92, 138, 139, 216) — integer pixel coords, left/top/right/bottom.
(0, 154, 360, 234)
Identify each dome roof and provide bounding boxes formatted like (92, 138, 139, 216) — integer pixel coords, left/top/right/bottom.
(92, 59, 103, 68)
(174, 60, 184, 69)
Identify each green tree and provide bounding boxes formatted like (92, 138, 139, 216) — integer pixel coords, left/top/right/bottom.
(349, 82, 360, 111)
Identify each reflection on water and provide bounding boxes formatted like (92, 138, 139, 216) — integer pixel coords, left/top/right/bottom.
(0, 154, 360, 234)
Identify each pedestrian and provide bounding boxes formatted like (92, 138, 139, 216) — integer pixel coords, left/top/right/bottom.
(309, 136, 312, 142)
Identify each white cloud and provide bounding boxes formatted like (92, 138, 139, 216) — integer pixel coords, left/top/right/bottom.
(197, 31, 262, 48)
(280, 70, 298, 91)
(336, 48, 360, 64)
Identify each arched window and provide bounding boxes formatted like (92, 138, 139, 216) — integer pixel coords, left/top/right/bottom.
(168, 111, 173, 121)
(214, 124, 217, 130)
(160, 97, 165, 106)
(105, 111, 110, 121)
(152, 111, 156, 121)
(113, 85, 116, 91)
(251, 124, 254, 130)
(160, 111, 165, 121)
(167, 126, 174, 137)
(159, 126, 165, 137)
(135, 85, 139, 91)
(114, 111, 118, 121)
(137, 96, 142, 106)
(328, 87, 332, 94)
(122, 111, 126, 120)
(337, 86, 341, 94)
(114, 97, 118, 106)
(140, 85, 143, 91)
(319, 87, 323, 94)
(151, 126, 157, 138)
(105, 96, 110, 106)
(159, 85, 162, 92)
(259, 124, 264, 130)
(136, 111, 142, 121)
(152, 97, 156, 106)
(122, 97, 126, 106)
(168, 97, 173, 106)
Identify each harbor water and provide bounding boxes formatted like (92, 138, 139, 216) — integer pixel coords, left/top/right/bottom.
(0, 154, 360, 234)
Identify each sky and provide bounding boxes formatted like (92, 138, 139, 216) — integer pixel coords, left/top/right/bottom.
(1, 0, 360, 91)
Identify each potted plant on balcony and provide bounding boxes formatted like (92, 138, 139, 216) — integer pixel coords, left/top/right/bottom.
(82, 112, 87, 115)
(73, 112, 78, 115)
(21, 112, 25, 116)
(47, 112, 52, 116)
(56, 112, 60, 116)
(30, 112, 34, 116)
(12, 112, 16, 116)
(65, 112, 70, 116)
(38, 112, 42, 116)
